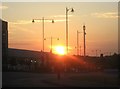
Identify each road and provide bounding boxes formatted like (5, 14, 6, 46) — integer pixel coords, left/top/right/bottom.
(2, 71, 119, 87)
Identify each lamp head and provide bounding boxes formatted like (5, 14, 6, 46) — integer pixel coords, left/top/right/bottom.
(44, 38, 46, 40)
(52, 20, 54, 23)
(71, 8, 74, 12)
(32, 19, 35, 23)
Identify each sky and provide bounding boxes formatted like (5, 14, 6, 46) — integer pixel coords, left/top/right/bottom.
(1, 2, 118, 56)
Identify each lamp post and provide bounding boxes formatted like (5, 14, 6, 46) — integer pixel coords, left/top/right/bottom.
(66, 7, 74, 54)
(77, 30, 82, 55)
(92, 49, 101, 57)
(44, 37, 59, 53)
(83, 25, 86, 57)
(96, 49, 101, 57)
(32, 17, 54, 52)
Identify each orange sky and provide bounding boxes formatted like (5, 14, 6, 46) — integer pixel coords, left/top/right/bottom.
(1, 2, 118, 56)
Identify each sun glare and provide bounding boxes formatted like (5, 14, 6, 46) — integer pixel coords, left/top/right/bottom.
(54, 46, 66, 55)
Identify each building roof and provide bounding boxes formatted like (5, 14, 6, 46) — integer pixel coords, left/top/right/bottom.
(8, 48, 49, 59)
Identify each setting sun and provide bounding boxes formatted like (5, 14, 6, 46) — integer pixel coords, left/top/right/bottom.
(54, 46, 66, 55)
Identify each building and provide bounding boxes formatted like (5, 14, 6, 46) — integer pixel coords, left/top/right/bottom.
(1, 19, 8, 70)
(7, 48, 54, 72)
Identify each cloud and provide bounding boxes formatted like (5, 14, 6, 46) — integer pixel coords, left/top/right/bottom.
(9, 19, 65, 24)
(9, 18, 69, 25)
(53, 15, 73, 18)
(91, 12, 118, 19)
(9, 20, 32, 25)
(9, 22, 36, 34)
(55, 19, 66, 22)
(0, 5, 8, 10)
(9, 42, 31, 46)
(51, 14, 73, 22)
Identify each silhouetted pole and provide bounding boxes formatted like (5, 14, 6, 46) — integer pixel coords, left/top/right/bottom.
(77, 30, 79, 55)
(83, 25, 86, 57)
(50, 37, 59, 53)
(80, 46, 81, 56)
(96, 50, 97, 57)
(66, 8, 68, 54)
(32, 18, 54, 52)
(96, 49, 101, 57)
(66, 7, 74, 54)
(77, 30, 82, 55)
(51, 37, 52, 53)
(44, 37, 59, 53)
(42, 17, 45, 51)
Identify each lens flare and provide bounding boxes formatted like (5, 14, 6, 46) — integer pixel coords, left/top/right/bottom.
(54, 46, 66, 55)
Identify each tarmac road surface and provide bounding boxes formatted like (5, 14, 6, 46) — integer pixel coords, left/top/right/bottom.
(2, 71, 119, 87)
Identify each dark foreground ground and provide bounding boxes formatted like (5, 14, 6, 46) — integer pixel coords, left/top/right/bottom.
(2, 71, 119, 87)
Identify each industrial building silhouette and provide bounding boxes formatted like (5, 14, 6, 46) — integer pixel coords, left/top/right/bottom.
(1, 19, 8, 70)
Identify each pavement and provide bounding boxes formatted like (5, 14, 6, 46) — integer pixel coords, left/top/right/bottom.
(2, 71, 119, 87)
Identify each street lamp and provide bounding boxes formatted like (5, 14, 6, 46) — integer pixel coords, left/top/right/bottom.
(83, 25, 86, 57)
(32, 17, 54, 52)
(77, 30, 82, 56)
(66, 7, 74, 54)
(92, 49, 101, 57)
(44, 36, 59, 53)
